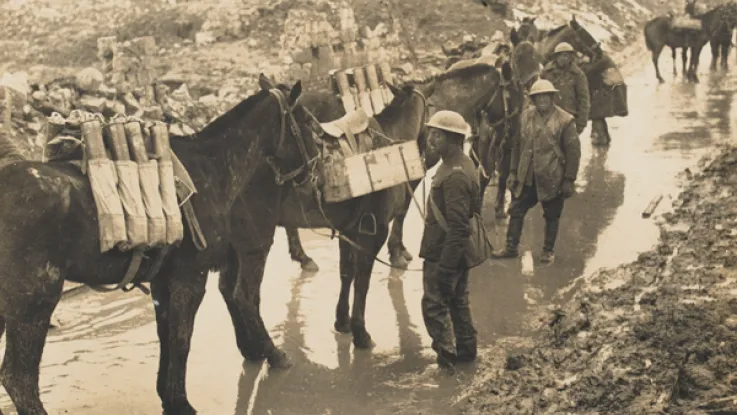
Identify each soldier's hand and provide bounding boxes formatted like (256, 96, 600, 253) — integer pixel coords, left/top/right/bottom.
(506, 173, 517, 190)
(561, 179, 575, 198)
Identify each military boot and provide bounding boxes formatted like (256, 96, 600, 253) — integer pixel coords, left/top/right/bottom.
(490, 216, 523, 258)
(540, 218, 560, 263)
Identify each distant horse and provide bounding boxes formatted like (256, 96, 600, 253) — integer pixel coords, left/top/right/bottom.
(0, 74, 321, 414)
(709, 15, 736, 70)
(644, 4, 737, 83)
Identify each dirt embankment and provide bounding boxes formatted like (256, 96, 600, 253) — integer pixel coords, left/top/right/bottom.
(459, 144, 737, 413)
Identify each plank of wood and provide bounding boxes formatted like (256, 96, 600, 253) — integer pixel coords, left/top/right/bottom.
(642, 194, 664, 218)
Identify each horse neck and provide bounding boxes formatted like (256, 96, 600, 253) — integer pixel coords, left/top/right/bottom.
(428, 71, 500, 123)
(172, 96, 282, 209)
(373, 92, 426, 144)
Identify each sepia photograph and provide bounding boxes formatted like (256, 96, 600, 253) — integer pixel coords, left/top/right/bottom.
(0, 0, 735, 413)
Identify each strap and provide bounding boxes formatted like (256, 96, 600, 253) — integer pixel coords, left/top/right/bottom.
(538, 114, 567, 162)
(429, 196, 448, 231)
(88, 247, 146, 293)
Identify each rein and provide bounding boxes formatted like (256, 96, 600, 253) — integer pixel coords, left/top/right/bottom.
(265, 88, 319, 187)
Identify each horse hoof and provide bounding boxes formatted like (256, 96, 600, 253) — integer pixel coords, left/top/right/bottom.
(300, 258, 319, 272)
(267, 349, 293, 369)
(353, 332, 376, 349)
(334, 320, 352, 333)
(658, 78, 665, 84)
(163, 401, 197, 415)
(389, 255, 409, 269)
(401, 249, 413, 261)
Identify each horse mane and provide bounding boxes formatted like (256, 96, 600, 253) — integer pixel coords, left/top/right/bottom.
(170, 87, 275, 141)
(547, 24, 569, 37)
(431, 63, 497, 83)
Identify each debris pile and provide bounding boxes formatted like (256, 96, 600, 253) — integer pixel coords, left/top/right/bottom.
(460, 147, 737, 414)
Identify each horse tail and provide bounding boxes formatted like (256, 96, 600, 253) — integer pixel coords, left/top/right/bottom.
(644, 21, 656, 51)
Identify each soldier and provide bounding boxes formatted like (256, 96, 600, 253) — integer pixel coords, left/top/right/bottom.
(419, 110, 480, 372)
(541, 42, 590, 135)
(490, 79, 581, 264)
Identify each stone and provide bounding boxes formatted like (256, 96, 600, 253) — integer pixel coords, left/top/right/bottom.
(397, 63, 414, 75)
(75, 67, 104, 93)
(78, 95, 106, 113)
(195, 31, 216, 47)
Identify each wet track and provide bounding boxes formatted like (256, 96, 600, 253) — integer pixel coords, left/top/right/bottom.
(2, 46, 737, 414)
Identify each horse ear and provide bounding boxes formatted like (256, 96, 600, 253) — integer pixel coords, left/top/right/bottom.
(386, 82, 401, 96)
(288, 80, 302, 106)
(501, 61, 513, 82)
(530, 16, 537, 23)
(510, 28, 520, 46)
(259, 73, 274, 91)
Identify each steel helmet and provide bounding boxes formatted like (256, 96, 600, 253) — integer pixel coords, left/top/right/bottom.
(553, 42, 576, 55)
(425, 110, 471, 137)
(528, 79, 558, 96)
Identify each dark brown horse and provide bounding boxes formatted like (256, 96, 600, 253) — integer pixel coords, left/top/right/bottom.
(644, 4, 737, 83)
(221, 82, 429, 351)
(0, 74, 321, 414)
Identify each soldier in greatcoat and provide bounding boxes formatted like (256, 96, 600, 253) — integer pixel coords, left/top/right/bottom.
(541, 42, 590, 135)
(490, 79, 581, 263)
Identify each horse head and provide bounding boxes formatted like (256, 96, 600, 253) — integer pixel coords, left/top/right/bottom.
(517, 16, 540, 43)
(256, 73, 322, 187)
(566, 18, 604, 60)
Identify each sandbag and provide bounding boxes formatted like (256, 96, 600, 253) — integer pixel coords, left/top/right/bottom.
(115, 160, 148, 247)
(139, 159, 167, 246)
(88, 158, 127, 252)
(159, 159, 184, 244)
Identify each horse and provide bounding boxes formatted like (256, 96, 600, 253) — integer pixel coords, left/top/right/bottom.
(644, 4, 737, 83)
(0, 74, 321, 415)
(511, 16, 604, 64)
(220, 81, 430, 351)
(515, 16, 546, 44)
(709, 15, 736, 70)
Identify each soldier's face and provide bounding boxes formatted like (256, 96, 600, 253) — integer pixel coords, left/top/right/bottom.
(532, 94, 554, 112)
(428, 128, 448, 154)
(555, 53, 573, 67)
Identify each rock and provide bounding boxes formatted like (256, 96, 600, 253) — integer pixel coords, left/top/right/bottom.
(75, 67, 104, 93)
(397, 63, 414, 75)
(195, 31, 216, 47)
(142, 106, 164, 120)
(78, 95, 106, 113)
(105, 100, 127, 116)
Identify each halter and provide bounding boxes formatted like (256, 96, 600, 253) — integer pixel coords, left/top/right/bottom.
(265, 88, 319, 187)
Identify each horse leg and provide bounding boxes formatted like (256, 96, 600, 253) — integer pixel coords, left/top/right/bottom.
(691, 45, 703, 83)
(722, 42, 730, 69)
(683, 48, 690, 81)
(652, 46, 665, 83)
(231, 249, 291, 368)
(335, 238, 354, 333)
(218, 246, 263, 361)
(152, 268, 207, 415)
(387, 179, 421, 268)
(710, 40, 718, 70)
(285, 227, 318, 272)
(349, 225, 389, 349)
(672, 47, 678, 76)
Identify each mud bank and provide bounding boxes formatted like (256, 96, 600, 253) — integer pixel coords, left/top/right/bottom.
(458, 145, 737, 414)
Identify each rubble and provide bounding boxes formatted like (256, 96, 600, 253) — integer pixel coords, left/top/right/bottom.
(460, 145, 737, 414)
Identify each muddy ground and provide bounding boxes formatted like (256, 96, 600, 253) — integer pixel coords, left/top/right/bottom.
(458, 145, 737, 414)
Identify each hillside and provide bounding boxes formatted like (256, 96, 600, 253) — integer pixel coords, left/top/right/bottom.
(0, 0, 673, 157)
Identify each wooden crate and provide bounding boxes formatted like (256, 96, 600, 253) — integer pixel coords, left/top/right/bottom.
(323, 140, 425, 202)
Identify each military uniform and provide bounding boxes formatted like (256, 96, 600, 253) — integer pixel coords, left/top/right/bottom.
(506, 104, 581, 254)
(541, 61, 590, 133)
(418, 152, 480, 363)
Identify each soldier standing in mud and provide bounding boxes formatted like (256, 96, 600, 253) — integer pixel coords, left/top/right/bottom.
(419, 110, 479, 372)
(541, 42, 590, 136)
(490, 79, 581, 264)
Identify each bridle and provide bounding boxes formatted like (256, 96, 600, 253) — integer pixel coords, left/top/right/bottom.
(265, 88, 320, 187)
